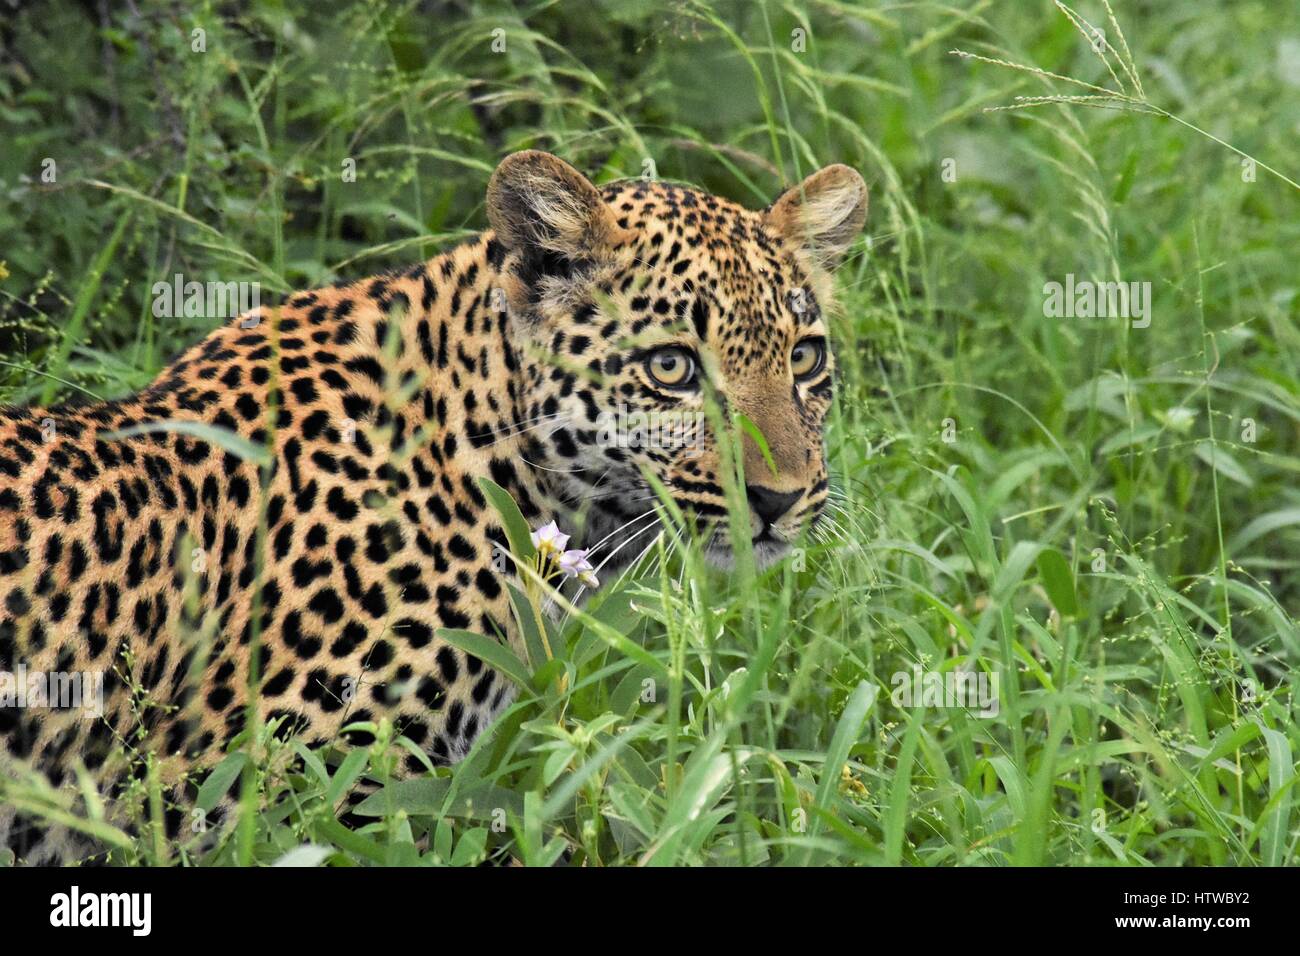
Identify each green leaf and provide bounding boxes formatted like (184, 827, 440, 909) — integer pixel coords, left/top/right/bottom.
(812, 681, 878, 849)
(450, 827, 489, 866)
(1193, 442, 1254, 488)
(436, 627, 532, 688)
(433, 818, 453, 860)
(314, 818, 388, 865)
(1111, 147, 1139, 202)
(353, 776, 523, 819)
(476, 477, 537, 561)
(354, 777, 450, 817)
(733, 412, 778, 477)
(290, 741, 331, 788)
(506, 582, 550, 674)
(1256, 721, 1295, 867)
(541, 720, 654, 825)
(1228, 507, 1300, 552)
(1036, 548, 1080, 617)
(543, 745, 576, 787)
(196, 752, 248, 813)
(649, 741, 761, 865)
(530, 656, 568, 691)
(326, 748, 370, 806)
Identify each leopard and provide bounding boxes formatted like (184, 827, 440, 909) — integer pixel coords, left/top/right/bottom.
(0, 150, 867, 863)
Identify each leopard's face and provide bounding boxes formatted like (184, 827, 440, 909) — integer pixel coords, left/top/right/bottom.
(487, 152, 867, 569)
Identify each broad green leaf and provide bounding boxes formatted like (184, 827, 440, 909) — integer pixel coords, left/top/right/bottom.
(1036, 548, 1080, 617)
(812, 680, 878, 821)
(450, 827, 489, 866)
(506, 582, 551, 673)
(437, 627, 532, 688)
(476, 476, 537, 561)
(196, 752, 248, 813)
(326, 748, 370, 807)
(353, 776, 523, 819)
(313, 818, 388, 865)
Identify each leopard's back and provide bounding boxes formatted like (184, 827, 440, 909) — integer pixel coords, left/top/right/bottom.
(0, 237, 538, 861)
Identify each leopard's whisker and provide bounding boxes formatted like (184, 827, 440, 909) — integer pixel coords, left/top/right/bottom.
(569, 522, 664, 606)
(825, 498, 877, 538)
(825, 490, 883, 525)
(818, 515, 850, 543)
(518, 456, 587, 474)
(620, 529, 667, 582)
(590, 516, 663, 574)
(585, 508, 660, 558)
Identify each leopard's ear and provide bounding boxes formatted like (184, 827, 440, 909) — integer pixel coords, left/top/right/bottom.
(765, 164, 867, 271)
(487, 151, 625, 262)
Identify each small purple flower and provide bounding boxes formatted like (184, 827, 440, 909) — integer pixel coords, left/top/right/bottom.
(558, 548, 599, 588)
(530, 520, 570, 557)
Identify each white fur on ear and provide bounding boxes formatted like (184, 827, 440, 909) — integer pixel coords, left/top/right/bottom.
(765, 164, 868, 270)
(486, 150, 625, 259)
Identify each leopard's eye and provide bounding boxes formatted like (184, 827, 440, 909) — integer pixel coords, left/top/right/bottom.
(645, 346, 698, 389)
(791, 337, 826, 380)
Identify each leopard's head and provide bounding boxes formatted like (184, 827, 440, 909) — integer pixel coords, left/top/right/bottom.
(487, 150, 866, 569)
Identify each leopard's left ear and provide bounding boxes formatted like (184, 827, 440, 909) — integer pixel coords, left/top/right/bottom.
(487, 151, 626, 262)
(765, 164, 867, 271)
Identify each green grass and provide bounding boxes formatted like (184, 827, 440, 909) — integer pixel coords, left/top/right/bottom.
(2, 0, 1299, 866)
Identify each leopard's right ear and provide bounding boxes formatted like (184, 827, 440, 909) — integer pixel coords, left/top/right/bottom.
(765, 164, 867, 271)
(486, 151, 627, 263)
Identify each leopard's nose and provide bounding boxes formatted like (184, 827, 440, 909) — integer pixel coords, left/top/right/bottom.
(746, 485, 802, 526)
